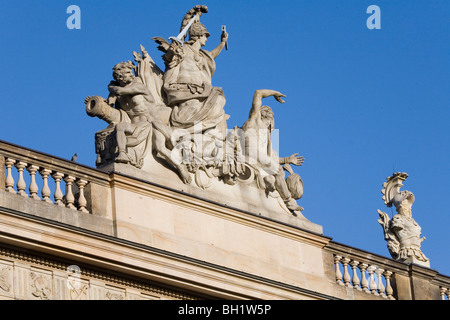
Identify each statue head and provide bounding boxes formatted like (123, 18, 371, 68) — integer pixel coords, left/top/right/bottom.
(261, 106, 275, 131)
(188, 22, 210, 44)
(112, 61, 136, 86)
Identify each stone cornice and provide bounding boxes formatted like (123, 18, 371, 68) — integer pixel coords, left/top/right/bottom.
(408, 263, 439, 280)
(0, 205, 338, 300)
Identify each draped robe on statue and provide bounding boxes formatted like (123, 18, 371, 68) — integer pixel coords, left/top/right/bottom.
(162, 45, 227, 136)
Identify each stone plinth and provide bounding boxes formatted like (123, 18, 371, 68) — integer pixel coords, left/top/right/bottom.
(106, 171, 329, 295)
(100, 155, 322, 235)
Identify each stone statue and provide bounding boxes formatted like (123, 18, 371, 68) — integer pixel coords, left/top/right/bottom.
(377, 172, 430, 267)
(84, 5, 309, 218)
(153, 5, 229, 135)
(241, 89, 305, 212)
(149, 5, 234, 182)
(85, 48, 192, 183)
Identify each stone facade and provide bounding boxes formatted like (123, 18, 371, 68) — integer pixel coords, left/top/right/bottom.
(0, 246, 201, 300)
(0, 141, 449, 300)
(0, 4, 449, 301)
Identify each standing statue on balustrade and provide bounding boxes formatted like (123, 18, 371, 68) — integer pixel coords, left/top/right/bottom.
(377, 172, 430, 267)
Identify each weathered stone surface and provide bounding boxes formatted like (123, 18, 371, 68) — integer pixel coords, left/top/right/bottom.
(0, 189, 114, 236)
(377, 172, 430, 267)
(85, 5, 312, 225)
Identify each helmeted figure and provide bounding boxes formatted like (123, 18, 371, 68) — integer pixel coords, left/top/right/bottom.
(154, 5, 229, 136)
(377, 172, 430, 267)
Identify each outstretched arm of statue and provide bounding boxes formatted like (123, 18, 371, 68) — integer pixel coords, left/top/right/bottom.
(106, 93, 117, 107)
(280, 153, 304, 166)
(108, 81, 149, 96)
(210, 31, 228, 59)
(258, 89, 286, 103)
(247, 89, 286, 121)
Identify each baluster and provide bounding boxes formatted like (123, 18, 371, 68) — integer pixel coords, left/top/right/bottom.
(350, 260, 361, 290)
(76, 179, 89, 213)
(341, 258, 352, 287)
(52, 172, 65, 206)
(39, 169, 53, 203)
(359, 263, 369, 293)
(376, 268, 386, 297)
(367, 265, 378, 296)
(334, 255, 344, 285)
(14, 161, 28, 197)
(440, 287, 448, 301)
(27, 165, 40, 200)
(5, 158, 16, 193)
(64, 175, 76, 210)
(383, 270, 394, 300)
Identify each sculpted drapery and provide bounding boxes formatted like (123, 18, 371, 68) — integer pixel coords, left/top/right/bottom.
(85, 5, 306, 214)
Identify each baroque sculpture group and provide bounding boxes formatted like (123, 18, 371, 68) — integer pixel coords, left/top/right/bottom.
(85, 5, 305, 213)
(84, 5, 429, 266)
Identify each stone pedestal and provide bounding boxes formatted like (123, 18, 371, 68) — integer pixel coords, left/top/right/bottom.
(403, 256, 430, 268)
(100, 155, 322, 235)
(106, 172, 329, 296)
(394, 264, 440, 300)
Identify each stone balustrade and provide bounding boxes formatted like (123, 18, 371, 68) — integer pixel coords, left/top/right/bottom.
(4, 157, 90, 213)
(325, 241, 450, 300)
(332, 254, 395, 299)
(0, 140, 110, 216)
(440, 286, 449, 300)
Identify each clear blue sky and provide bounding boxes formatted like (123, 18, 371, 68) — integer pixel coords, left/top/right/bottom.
(1, 1, 449, 276)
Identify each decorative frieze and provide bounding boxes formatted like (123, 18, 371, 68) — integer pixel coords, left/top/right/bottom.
(0, 261, 13, 299)
(0, 246, 199, 300)
(30, 268, 52, 300)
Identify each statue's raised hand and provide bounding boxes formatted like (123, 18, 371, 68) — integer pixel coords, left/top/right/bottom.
(273, 92, 286, 104)
(132, 51, 142, 62)
(84, 96, 92, 104)
(287, 153, 304, 166)
(221, 30, 229, 44)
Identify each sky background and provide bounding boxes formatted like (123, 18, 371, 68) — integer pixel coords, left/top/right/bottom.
(1, 1, 449, 277)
